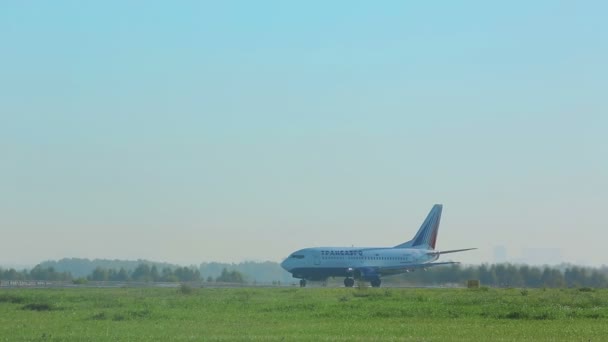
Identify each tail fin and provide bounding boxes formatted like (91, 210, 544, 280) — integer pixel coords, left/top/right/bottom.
(394, 204, 442, 250)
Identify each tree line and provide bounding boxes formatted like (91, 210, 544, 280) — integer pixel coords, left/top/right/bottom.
(390, 263, 608, 288)
(0, 265, 71, 281)
(87, 264, 201, 282)
(39, 258, 180, 278)
(86, 265, 250, 283)
(3, 262, 608, 288)
(0, 264, 246, 283)
(37, 258, 291, 283)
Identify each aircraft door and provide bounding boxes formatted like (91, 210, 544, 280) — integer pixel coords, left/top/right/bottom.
(313, 252, 321, 265)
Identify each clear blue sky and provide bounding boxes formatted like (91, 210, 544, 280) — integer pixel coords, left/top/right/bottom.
(1, 1, 607, 266)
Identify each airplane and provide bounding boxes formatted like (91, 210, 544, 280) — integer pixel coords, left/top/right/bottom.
(280, 204, 475, 287)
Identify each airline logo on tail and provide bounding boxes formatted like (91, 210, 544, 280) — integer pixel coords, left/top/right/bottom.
(412, 204, 442, 249)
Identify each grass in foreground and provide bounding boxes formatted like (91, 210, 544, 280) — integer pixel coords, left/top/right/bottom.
(0, 287, 607, 341)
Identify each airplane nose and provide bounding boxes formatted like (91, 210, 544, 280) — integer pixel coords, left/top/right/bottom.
(280, 259, 290, 271)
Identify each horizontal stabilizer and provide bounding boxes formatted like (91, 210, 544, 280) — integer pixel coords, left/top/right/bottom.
(427, 248, 477, 256)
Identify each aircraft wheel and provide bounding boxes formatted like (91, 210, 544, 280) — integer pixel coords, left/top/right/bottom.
(299, 279, 307, 287)
(344, 278, 355, 287)
(370, 279, 381, 287)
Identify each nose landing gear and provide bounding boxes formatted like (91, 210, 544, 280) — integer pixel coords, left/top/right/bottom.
(299, 279, 307, 287)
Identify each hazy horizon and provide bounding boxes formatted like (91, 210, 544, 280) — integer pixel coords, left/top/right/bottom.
(3, 248, 607, 271)
(2, 2, 607, 267)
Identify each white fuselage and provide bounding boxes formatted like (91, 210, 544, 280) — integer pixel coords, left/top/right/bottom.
(280, 205, 474, 287)
(280, 246, 439, 281)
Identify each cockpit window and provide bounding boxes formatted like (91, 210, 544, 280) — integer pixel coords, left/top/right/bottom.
(290, 254, 305, 259)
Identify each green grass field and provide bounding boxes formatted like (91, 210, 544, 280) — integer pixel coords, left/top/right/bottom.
(0, 286, 607, 341)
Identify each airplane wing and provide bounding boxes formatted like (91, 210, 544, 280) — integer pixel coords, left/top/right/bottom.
(377, 262, 460, 276)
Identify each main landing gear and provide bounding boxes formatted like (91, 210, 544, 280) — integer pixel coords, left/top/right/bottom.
(343, 278, 355, 287)
(299, 279, 307, 287)
(370, 279, 382, 288)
